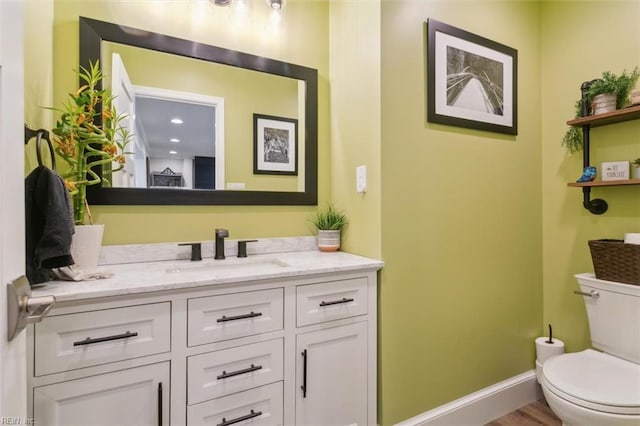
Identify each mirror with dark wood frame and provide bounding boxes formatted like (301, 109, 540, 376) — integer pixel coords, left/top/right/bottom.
(80, 16, 318, 206)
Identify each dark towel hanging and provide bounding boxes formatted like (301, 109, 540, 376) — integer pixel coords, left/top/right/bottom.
(24, 126, 74, 285)
(25, 166, 75, 284)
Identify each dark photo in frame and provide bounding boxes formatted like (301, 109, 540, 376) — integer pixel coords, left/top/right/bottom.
(427, 19, 518, 135)
(254, 114, 298, 175)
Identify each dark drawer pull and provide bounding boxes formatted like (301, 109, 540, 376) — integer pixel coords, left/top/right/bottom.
(217, 409, 262, 426)
(73, 330, 138, 346)
(217, 364, 263, 380)
(319, 297, 354, 307)
(216, 311, 262, 323)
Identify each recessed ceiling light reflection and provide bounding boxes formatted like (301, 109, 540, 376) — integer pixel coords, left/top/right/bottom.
(169, 150, 177, 155)
(170, 138, 180, 143)
(170, 118, 183, 124)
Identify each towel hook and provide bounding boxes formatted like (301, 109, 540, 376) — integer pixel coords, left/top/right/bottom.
(24, 125, 56, 171)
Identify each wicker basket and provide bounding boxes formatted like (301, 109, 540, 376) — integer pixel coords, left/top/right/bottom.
(588, 239, 640, 286)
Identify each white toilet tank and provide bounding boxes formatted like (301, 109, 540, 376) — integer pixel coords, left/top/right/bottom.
(575, 273, 640, 364)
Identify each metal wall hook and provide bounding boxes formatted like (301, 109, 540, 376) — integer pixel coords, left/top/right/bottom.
(24, 125, 56, 171)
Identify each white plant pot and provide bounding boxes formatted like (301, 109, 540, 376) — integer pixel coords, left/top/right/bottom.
(591, 93, 617, 115)
(635, 167, 640, 179)
(317, 229, 341, 252)
(70, 224, 104, 272)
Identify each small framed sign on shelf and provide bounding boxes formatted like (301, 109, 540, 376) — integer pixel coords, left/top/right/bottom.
(601, 161, 630, 181)
(254, 114, 298, 175)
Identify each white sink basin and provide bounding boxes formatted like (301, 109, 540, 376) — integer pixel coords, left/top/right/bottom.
(165, 257, 290, 274)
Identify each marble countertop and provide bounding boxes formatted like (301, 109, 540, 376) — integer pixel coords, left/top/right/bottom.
(32, 250, 384, 303)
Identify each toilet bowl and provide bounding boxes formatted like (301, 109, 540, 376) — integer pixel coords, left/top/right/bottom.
(541, 274, 640, 426)
(541, 349, 640, 426)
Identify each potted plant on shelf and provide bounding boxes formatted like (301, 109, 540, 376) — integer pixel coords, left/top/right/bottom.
(589, 69, 639, 114)
(50, 61, 131, 271)
(633, 158, 640, 179)
(562, 67, 639, 153)
(310, 204, 348, 252)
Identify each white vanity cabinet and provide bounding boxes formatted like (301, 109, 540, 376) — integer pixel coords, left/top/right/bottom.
(296, 322, 368, 425)
(34, 362, 170, 426)
(28, 251, 381, 426)
(28, 301, 172, 426)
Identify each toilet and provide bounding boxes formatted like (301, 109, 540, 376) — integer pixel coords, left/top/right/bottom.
(540, 273, 640, 426)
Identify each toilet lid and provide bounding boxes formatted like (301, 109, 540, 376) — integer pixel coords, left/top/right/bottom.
(542, 349, 640, 415)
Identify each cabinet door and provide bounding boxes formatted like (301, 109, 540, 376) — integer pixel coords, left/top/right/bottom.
(296, 322, 368, 426)
(33, 362, 169, 426)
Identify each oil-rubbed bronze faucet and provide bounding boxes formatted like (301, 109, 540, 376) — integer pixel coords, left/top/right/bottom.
(214, 229, 229, 259)
(178, 242, 202, 261)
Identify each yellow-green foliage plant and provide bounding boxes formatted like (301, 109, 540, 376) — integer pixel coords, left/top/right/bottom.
(51, 61, 130, 225)
(310, 204, 348, 231)
(562, 67, 639, 153)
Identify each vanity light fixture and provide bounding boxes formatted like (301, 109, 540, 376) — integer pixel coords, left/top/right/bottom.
(170, 138, 180, 143)
(170, 118, 183, 124)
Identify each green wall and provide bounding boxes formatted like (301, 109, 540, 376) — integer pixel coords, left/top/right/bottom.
(541, 1, 640, 354)
(48, 0, 330, 244)
(379, 1, 542, 423)
(24, 0, 53, 174)
(329, 0, 382, 259)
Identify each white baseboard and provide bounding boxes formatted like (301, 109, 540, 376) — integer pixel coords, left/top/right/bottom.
(395, 370, 542, 426)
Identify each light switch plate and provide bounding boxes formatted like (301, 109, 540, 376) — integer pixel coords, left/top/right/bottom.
(356, 165, 367, 193)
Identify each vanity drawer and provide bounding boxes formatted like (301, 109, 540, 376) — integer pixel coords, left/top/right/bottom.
(296, 277, 368, 327)
(187, 381, 283, 426)
(188, 288, 283, 346)
(188, 339, 283, 404)
(34, 302, 171, 376)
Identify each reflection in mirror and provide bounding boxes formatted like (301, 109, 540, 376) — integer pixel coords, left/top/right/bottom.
(104, 42, 304, 192)
(134, 93, 220, 190)
(80, 16, 317, 206)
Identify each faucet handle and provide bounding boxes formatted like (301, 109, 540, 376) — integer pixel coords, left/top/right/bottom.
(179, 242, 202, 261)
(237, 240, 258, 258)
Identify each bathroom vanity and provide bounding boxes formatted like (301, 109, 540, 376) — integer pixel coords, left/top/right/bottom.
(27, 241, 382, 426)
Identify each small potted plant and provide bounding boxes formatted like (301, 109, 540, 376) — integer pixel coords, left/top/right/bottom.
(633, 158, 640, 179)
(562, 67, 639, 153)
(310, 204, 348, 252)
(589, 68, 639, 115)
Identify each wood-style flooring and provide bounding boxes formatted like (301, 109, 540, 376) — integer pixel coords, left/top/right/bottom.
(485, 400, 561, 426)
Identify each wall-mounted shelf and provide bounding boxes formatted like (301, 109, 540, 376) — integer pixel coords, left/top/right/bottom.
(567, 104, 640, 127)
(568, 178, 640, 188)
(566, 82, 640, 215)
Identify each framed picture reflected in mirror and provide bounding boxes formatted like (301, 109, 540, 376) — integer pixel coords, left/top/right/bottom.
(254, 114, 298, 175)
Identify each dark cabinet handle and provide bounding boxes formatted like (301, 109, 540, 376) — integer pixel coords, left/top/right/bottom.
(73, 331, 138, 346)
(319, 297, 354, 307)
(301, 349, 308, 398)
(217, 409, 262, 426)
(216, 311, 262, 323)
(217, 364, 263, 380)
(158, 382, 163, 426)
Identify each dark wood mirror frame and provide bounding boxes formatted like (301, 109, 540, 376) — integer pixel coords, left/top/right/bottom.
(80, 16, 318, 206)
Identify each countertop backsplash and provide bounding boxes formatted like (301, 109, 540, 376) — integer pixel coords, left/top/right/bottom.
(99, 236, 318, 265)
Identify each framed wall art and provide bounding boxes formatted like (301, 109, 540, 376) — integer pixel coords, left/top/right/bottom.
(254, 114, 298, 175)
(426, 19, 518, 135)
